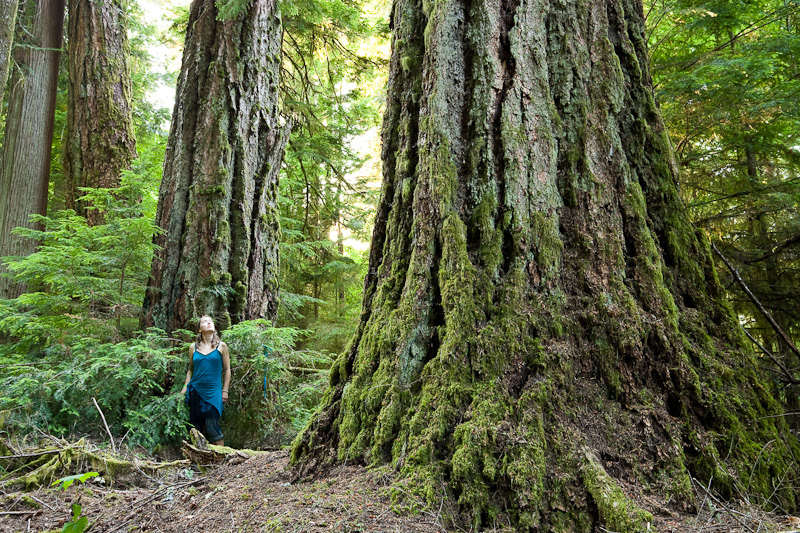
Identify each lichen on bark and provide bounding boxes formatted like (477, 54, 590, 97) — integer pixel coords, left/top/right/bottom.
(292, 0, 799, 530)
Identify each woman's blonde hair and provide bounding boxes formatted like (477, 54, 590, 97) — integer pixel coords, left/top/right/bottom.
(196, 315, 221, 349)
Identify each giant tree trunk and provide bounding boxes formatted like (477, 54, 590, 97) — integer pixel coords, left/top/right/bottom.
(292, 0, 799, 529)
(64, 0, 137, 226)
(0, 0, 17, 94)
(141, 0, 288, 333)
(0, 0, 65, 298)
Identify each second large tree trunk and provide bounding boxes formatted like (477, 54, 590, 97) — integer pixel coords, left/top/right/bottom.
(292, 0, 799, 529)
(0, 0, 65, 298)
(64, 0, 137, 226)
(141, 0, 288, 332)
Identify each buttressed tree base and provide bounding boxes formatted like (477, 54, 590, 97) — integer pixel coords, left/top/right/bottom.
(292, 0, 799, 529)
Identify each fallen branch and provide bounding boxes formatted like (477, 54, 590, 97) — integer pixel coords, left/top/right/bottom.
(693, 477, 756, 533)
(180, 428, 265, 465)
(711, 242, 800, 384)
(0, 449, 60, 461)
(92, 397, 117, 454)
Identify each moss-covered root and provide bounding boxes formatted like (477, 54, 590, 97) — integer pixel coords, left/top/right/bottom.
(0, 440, 190, 490)
(582, 449, 654, 532)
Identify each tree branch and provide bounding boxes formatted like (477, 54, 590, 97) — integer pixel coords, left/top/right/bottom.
(711, 242, 800, 379)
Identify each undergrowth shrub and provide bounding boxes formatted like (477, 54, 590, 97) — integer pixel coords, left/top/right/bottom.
(0, 321, 333, 452)
(0, 172, 161, 346)
(220, 320, 334, 449)
(0, 329, 187, 450)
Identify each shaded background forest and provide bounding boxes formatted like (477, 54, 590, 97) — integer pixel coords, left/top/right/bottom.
(0, 0, 799, 452)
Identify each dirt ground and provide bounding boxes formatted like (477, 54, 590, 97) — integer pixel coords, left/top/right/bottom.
(1, 448, 797, 533)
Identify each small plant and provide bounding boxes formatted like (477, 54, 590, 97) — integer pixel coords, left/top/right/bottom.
(61, 503, 89, 533)
(51, 473, 98, 533)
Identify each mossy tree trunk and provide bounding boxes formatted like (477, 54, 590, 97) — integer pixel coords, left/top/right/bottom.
(0, 0, 65, 298)
(0, 0, 17, 94)
(141, 0, 288, 333)
(63, 0, 137, 226)
(292, 0, 799, 530)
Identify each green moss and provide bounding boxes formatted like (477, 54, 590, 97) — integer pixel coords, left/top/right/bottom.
(582, 450, 653, 532)
(530, 212, 563, 282)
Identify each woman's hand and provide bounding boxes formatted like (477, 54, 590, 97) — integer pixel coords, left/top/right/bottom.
(222, 390, 229, 403)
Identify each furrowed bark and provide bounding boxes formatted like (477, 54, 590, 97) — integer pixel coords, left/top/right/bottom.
(0, 0, 65, 298)
(0, 0, 17, 94)
(64, 0, 137, 225)
(293, 0, 799, 529)
(142, 0, 288, 332)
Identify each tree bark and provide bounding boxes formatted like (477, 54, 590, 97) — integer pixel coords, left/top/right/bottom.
(0, 0, 17, 94)
(0, 0, 65, 298)
(64, 0, 137, 226)
(292, 0, 799, 529)
(141, 0, 288, 333)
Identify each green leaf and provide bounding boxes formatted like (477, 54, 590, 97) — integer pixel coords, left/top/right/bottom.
(51, 471, 99, 491)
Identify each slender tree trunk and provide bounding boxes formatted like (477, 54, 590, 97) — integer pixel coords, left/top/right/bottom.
(0, 0, 65, 298)
(0, 0, 17, 94)
(64, 0, 137, 226)
(293, 0, 799, 529)
(141, 0, 288, 333)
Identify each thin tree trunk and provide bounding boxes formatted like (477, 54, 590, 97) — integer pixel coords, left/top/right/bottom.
(64, 0, 137, 226)
(0, 0, 65, 298)
(142, 0, 288, 333)
(0, 0, 17, 94)
(293, 0, 799, 529)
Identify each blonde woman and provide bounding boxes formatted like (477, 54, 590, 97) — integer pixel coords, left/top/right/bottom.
(180, 316, 231, 445)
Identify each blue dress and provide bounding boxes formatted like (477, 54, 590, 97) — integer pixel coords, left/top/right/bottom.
(188, 346, 224, 415)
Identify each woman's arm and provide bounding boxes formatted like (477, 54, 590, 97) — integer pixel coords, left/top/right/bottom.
(220, 342, 231, 403)
(179, 343, 195, 394)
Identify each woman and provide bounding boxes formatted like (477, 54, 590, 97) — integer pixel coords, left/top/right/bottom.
(180, 315, 231, 445)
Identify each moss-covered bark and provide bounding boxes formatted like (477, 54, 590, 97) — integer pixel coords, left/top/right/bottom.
(142, 0, 289, 332)
(292, 0, 800, 530)
(0, 0, 17, 95)
(63, 0, 137, 226)
(0, 0, 65, 298)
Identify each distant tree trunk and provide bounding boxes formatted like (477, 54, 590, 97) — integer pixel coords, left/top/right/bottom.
(141, 0, 288, 333)
(0, 0, 17, 93)
(64, 0, 137, 226)
(0, 0, 65, 299)
(292, 0, 799, 530)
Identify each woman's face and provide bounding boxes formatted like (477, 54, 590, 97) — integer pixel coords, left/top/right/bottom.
(199, 316, 215, 333)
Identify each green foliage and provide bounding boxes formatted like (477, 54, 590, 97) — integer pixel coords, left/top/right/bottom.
(0, 172, 161, 345)
(52, 472, 99, 491)
(278, 0, 387, 352)
(0, 330, 188, 450)
(647, 0, 800, 387)
(215, 0, 251, 20)
(220, 320, 334, 448)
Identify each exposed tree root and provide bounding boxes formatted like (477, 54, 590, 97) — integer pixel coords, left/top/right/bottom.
(180, 428, 266, 465)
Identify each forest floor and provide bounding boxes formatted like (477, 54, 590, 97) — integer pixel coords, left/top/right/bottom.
(1, 446, 797, 533)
